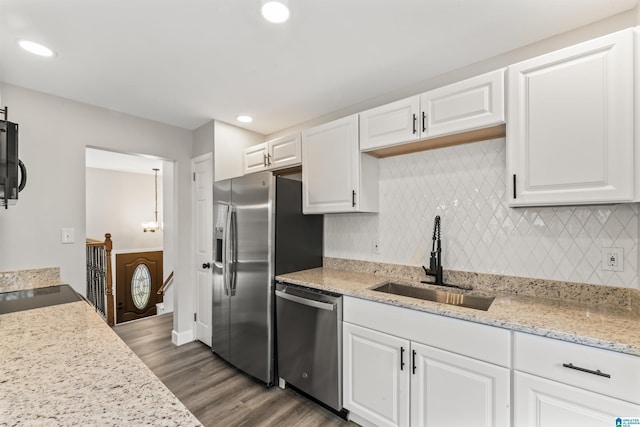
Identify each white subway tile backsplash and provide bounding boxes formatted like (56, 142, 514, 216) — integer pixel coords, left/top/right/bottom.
(324, 138, 639, 289)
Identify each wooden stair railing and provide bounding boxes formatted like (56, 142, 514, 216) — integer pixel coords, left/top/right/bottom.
(157, 271, 174, 299)
(86, 233, 114, 326)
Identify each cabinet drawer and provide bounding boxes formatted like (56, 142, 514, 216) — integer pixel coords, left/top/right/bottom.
(344, 296, 511, 367)
(514, 332, 640, 404)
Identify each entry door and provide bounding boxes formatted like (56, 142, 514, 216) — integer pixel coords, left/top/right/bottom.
(193, 153, 213, 346)
(115, 251, 163, 323)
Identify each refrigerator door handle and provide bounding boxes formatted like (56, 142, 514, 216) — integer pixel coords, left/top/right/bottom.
(223, 204, 233, 296)
(230, 208, 238, 296)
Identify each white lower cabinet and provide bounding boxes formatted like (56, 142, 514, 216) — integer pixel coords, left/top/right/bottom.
(514, 372, 640, 427)
(343, 302, 510, 427)
(411, 341, 510, 427)
(343, 322, 409, 427)
(513, 331, 640, 427)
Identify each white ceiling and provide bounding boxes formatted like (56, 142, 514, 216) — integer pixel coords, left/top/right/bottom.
(0, 0, 637, 135)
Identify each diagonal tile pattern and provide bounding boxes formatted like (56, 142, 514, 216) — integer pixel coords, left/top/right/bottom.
(324, 138, 639, 289)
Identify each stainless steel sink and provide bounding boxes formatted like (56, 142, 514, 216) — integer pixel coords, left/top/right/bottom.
(371, 282, 494, 311)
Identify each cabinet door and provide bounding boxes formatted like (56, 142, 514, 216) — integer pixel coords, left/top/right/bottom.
(360, 96, 421, 151)
(268, 133, 301, 170)
(343, 322, 410, 427)
(242, 142, 268, 175)
(507, 29, 634, 206)
(514, 371, 640, 427)
(411, 341, 510, 427)
(302, 115, 359, 214)
(420, 69, 505, 138)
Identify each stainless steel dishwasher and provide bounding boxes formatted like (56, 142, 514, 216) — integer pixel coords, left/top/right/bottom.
(275, 282, 344, 413)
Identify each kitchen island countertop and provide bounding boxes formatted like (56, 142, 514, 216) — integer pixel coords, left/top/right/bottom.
(276, 267, 640, 357)
(0, 299, 201, 426)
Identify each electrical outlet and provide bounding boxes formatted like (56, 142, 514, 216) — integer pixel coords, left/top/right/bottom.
(61, 228, 75, 244)
(602, 247, 623, 272)
(373, 241, 382, 254)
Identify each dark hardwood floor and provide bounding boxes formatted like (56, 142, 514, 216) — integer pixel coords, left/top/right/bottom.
(113, 313, 354, 427)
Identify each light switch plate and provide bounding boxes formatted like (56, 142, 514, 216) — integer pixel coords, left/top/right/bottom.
(602, 247, 623, 272)
(61, 228, 75, 244)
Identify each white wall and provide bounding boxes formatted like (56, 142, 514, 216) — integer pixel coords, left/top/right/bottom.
(325, 139, 639, 289)
(162, 160, 175, 313)
(214, 121, 264, 181)
(86, 168, 163, 251)
(266, 10, 636, 140)
(0, 83, 194, 341)
(263, 11, 640, 290)
(193, 120, 215, 158)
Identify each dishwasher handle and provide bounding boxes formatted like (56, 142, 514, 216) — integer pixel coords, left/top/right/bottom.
(275, 289, 336, 311)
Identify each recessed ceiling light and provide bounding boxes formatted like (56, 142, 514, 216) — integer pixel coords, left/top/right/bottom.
(18, 40, 55, 57)
(261, 0, 290, 23)
(237, 115, 253, 123)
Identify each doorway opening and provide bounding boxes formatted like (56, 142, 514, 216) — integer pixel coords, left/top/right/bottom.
(85, 147, 175, 324)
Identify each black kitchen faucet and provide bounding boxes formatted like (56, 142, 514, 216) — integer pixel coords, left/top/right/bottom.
(422, 215, 443, 285)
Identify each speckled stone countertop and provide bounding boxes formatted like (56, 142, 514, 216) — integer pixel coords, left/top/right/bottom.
(276, 267, 640, 357)
(0, 267, 63, 293)
(0, 299, 202, 426)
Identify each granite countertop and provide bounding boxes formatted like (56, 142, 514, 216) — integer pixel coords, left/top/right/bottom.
(276, 267, 640, 357)
(0, 300, 201, 426)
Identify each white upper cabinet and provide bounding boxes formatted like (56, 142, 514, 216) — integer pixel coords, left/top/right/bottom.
(420, 69, 505, 139)
(302, 115, 378, 214)
(268, 133, 301, 170)
(242, 133, 301, 175)
(359, 69, 505, 152)
(360, 96, 421, 151)
(243, 142, 269, 175)
(507, 29, 634, 206)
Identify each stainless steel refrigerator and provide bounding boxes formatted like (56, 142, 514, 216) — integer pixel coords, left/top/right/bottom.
(212, 172, 323, 385)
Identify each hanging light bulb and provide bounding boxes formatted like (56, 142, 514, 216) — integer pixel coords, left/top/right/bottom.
(142, 168, 161, 232)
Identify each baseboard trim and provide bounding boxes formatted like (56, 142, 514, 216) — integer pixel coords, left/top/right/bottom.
(172, 328, 194, 346)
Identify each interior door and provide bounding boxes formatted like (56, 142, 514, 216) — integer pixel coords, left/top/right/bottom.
(193, 153, 213, 346)
(115, 251, 163, 323)
(229, 172, 273, 384)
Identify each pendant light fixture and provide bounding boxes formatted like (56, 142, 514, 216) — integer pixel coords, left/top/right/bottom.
(142, 168, 161, 233)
